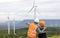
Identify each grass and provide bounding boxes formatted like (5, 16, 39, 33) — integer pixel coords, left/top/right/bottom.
(0, 27, 60, 38)
(48, 35, 60, 38)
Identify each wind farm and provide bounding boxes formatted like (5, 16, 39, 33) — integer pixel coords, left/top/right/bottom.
(0, 0, 60, 38)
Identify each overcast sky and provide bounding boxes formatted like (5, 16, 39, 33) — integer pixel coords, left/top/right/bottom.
(0, 0, 60, 21)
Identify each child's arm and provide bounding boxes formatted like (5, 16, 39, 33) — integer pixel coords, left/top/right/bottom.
(42, 26, 47, 32)
(36, 28, 42, 34)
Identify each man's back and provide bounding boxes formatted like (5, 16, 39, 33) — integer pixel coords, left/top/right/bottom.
(27, 23, 38, 38)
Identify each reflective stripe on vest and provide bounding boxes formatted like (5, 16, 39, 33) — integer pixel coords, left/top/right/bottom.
(28, 28, 37, 37)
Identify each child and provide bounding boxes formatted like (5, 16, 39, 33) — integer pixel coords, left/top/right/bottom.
(37, 21, 47, 38)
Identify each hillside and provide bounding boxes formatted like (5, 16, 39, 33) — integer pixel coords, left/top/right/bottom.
(0, 19, 60, 30)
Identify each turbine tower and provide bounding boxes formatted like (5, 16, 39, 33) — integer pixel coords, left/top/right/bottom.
(13, 14, 16, 35)
(7, 13, 10, 35)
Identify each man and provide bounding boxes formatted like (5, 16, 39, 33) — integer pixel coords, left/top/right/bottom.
(27, 18, 39, 38)
(37, 21, 47, 38)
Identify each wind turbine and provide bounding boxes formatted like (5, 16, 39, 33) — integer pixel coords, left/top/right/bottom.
(28, 0, 39, 20)
(7, 12, 10, 35)
(7, 11, 16, 35)
(13, 14, 16, 35)
(10, 9, 17, 35)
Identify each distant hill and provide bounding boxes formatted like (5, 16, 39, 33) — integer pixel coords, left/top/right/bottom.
(0, 19, 60, 30)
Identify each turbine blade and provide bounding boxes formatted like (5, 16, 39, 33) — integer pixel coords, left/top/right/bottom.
(33, 0, 35, 7)
(28, 0, 35, 13)
(28, 6, 34, 13)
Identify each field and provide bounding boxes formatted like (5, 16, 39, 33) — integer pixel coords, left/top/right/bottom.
(0, 27, 60, 38)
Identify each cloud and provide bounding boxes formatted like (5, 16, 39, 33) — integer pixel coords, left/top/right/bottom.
(0, 0, 20, 3)
(0, 0, 60, 21)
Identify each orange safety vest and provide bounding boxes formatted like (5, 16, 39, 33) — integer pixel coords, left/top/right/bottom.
(27, 23, 38, 38)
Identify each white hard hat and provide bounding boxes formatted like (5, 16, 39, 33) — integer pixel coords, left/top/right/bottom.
(34, 18, 39, 23)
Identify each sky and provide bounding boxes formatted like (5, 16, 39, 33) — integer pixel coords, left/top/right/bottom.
(0, 0, 60, 21)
